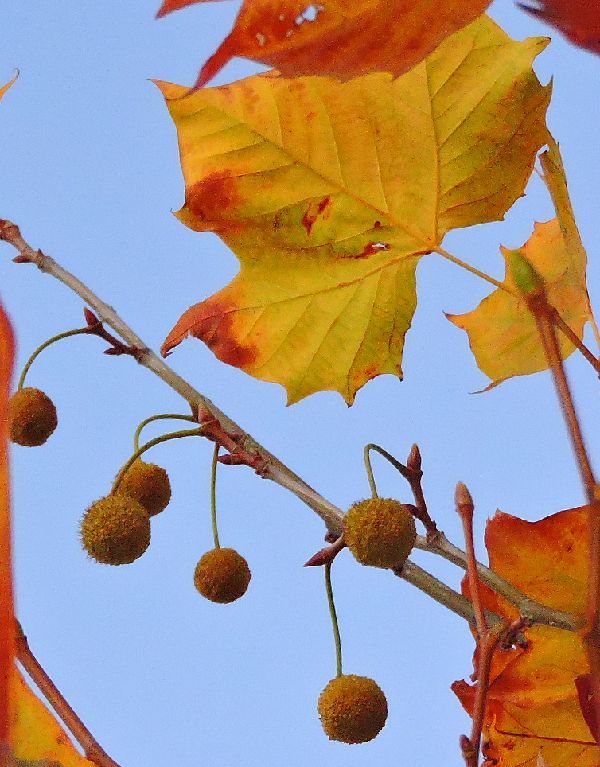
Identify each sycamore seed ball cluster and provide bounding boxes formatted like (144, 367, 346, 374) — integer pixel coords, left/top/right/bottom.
(8, 387, 57, 447)
(344, 498, 417, 569)
(80, 495, 151, 565)
(318, 675, 388, 744)
(117, 460, 171, 517)
(194, 547, 251, 603)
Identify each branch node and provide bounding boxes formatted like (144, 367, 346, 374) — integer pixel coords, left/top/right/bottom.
(304, 534, 346, 567)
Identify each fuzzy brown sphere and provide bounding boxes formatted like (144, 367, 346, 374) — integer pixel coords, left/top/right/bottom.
(194, 547, 251, 604)
(117, 460, 171, 517)
(318, 674, 388, 744)
(8, 387, 57, 447)
(344, 498, 416, 569)
(80, 495, 151, 565)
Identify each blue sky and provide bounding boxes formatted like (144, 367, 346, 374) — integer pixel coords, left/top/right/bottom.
(1, 2, 599, 766)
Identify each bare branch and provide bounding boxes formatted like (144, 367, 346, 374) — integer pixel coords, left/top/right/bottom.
(415, 532, 578, 631)
(15, 622, 122, 767)
(0, 221, 579, 636)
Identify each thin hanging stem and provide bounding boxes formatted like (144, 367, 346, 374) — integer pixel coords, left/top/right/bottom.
(364, 443, 412, 482)
(133, 413, 198, 452)
(18, 326, 91, 390)
(363, 444, 380, 498)
(324, 562, 343, 678)
(211, 442, 221, 549)
(112, 428, 203, 494)
(364, 443, 438, 538)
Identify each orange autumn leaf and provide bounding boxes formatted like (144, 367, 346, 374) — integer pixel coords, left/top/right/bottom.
(157, 0, 491, 88)
(157, 0, 225, 17)
(159, 16, 550, 403)
(519, 0, 600, 56)
(0, 302, 14, 761)
(0, 74, 17, 102)
(448, 217, 591, 388)
(453, 506, 600, 767)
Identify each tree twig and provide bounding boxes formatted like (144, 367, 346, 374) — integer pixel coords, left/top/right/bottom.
(0, 219, 343, 533)
(0, 221, 579, 636)
(526, 285, 600, 737)
(15, 621, 122, 767)
(397, 561, 499, 628)
(455, 483, 487, 639)
(455, 481, 493, 767)
(414, 532, 577, 631)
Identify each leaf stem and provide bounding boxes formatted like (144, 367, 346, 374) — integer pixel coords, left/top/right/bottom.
(550, 308, 600, 378)
(210, 443, 221, 549)
(112, 428, 203, 494)
(17, 326, 91, 390)
(531, 297, 596, 502)
(324, 563, 343, 678)
(15, 621, 122, 767)
(133, 412, 198, 452)
(434, 245, 515, 295)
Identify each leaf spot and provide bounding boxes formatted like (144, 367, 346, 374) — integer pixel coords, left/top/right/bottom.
(301, 195, 332, 235)
(295, 4, 325, 26)
(355, 241, 390, 258)
(186, 172, 243, 224)
(255, 32, 266, 46)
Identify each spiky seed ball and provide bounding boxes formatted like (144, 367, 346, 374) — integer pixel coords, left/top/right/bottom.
(8, 387, 57, 447)
(194, 547, 251, 604)
(117, 460, 171, 517)
(80, 495, 151, 565)
(318, 674, 388, 744)
(344, 498, 416, 569)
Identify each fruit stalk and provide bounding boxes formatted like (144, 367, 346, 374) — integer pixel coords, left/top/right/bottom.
(324, 563, 342, 678)
(210, 443, 221, 549)
(0, 222, 579, 631)
(133, 412, 198, 452)
(112, 428, 203, 495)
(17, 326, 92, 391)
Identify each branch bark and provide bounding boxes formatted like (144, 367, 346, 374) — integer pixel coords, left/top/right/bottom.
(15, 621, 122, 767)
(0, 220, 578, 638)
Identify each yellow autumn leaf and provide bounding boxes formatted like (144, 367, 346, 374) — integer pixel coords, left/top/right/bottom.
(160, 16, 551, 403)
(448, 140, 593, 388)
(11, 668, 94, 767)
